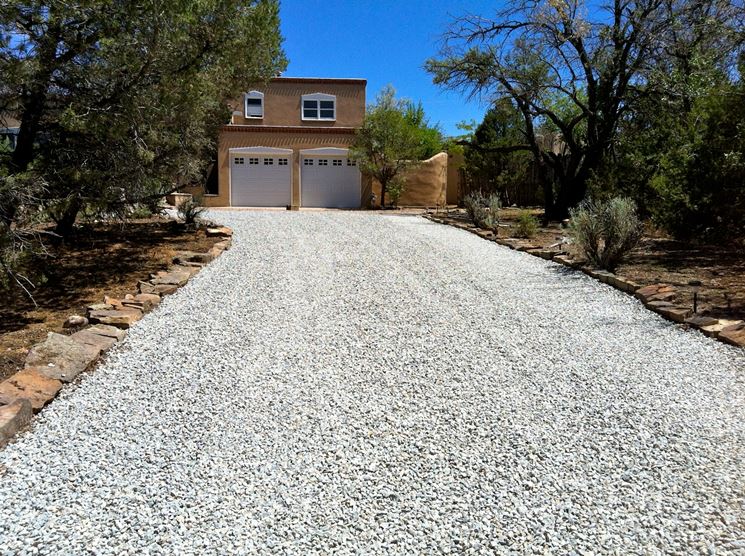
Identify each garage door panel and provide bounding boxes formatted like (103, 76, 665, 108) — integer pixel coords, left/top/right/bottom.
(231, 155, 291, 207)
(301, 157, 360, 208)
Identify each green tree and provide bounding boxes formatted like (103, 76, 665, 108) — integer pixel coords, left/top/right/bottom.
(425, 0, 740, 220)
(0, 1, 286, 235)
(351, 86, 441, 207)
(460, 99, 533, 205)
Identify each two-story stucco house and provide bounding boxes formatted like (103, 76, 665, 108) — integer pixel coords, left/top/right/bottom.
(204, 76, 367, 209)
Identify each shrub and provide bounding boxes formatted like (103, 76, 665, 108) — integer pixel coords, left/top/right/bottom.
(463, 191, 500, 231)
(177, 195, 207, 226)
(387, 179, 405, 207)
(514, 210, 538, 238)
(569, 197, 642, 271)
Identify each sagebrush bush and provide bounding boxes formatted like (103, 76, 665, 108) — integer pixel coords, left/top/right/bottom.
(569, 197, 642, 271)
(514, 210, 538, 238)
(463, 192, 500, 231)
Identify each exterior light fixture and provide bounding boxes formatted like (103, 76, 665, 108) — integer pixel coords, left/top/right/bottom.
(688, 280, 702, 314)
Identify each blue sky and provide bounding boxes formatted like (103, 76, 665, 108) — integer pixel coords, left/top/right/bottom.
(280, 0, 502, 136)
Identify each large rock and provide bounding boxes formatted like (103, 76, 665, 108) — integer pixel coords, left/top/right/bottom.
(87, 324, 127, 341)
(0, 399, 33, 447)
(88, 308, 142, 329)
(0, 369, 62, 411)
(25, 332, 99, 383)
(173, 251, 213, 265)
(719, 322, 745, 348)
(655, 306, 693, 323)
(62, 315, 88, 329)
(701, 320, 736, 338)
(206, 226, 233, 238)
(150, 269, 190, 286)
(685, 315, 720, 328)
(134, 293, 161, 307)
(635, 284, 675, 304)
(70, 329, 119, 355)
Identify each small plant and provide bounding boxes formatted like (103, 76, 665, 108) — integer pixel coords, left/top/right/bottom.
(464, 191, 500, 232)
(569, 197, 642, 271)
(177, 195, 207, 227)
(387, 179, 405, 208)
(514, 210, 538, 238)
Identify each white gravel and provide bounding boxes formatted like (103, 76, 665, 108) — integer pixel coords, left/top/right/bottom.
(1, 211, 745, 555)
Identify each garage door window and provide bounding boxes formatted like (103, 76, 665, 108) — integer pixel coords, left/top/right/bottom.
(347, 159, 357, 166)
(332, 159, 343, 166)
(234, 157, 245, 165)
(318, 159, 328, 166)
(249, 158, 259, 165)
(278, 158, 288, 166)
(264, 158, 274, 165)
(303, 159, 314, 166)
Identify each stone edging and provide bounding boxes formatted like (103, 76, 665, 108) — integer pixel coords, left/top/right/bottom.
(424, 214, 745, 349)
(0, 226, 234, 448)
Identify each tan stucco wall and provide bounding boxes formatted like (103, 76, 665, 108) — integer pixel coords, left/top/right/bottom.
(210, 128, 357, 208)
(371, 152, 449, 207)
(230, 78, 365, 128)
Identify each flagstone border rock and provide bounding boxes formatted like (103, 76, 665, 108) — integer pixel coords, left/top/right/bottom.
(425, 213, 744, 350)
(0, 227, 232, 448)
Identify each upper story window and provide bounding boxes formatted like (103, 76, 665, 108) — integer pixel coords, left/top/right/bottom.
(302, 93, 336, 121)
(244, 91, 264, 119)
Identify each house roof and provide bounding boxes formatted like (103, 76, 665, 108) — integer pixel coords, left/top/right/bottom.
(271, 77, 367, 85)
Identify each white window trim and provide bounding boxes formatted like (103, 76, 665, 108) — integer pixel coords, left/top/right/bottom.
(244, 90, 264, 119)
(301, 92, 336, 122)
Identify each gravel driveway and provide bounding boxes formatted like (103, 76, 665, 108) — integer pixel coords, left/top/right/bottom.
(1, 211, 744, 555)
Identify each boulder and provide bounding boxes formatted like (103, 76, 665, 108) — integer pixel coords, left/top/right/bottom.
(171, 265, 200, 277)
(134, 293, 161, 307)
(150, 269, 190, 286)
(684, 315, 720, 329)
(63, 315, 88, 329)
(138, 280, 156, 294)
(103, 295, 123, 308)
(635, 284, 676, 304)
(0, 399, 33, 447)
(719, 322, 745, 348)
(206, 226, 232, 238)
(87, 324, 127, 341)
(526, 249, 556, 260)
(25, 332, 99, 382)
(152, 284, 179, 296)
(88, 308, 142, 329)
(214, 239, 232, 251)
(654, 306, 693, 323)
(70, 329, 118, 355)
(87, 302, 114, 312)
(173, 251, 213, 265)
(0, 369, 62, 411)
(552, 254, 577, 268)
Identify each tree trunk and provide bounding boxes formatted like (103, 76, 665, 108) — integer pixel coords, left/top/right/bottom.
(54, 196, 82, 238)
(379, 180, 387, 208)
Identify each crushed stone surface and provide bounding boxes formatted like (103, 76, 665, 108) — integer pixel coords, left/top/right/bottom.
(1, 211, 744, 555)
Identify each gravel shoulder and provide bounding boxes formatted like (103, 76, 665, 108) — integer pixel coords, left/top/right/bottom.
(1, 211, 744, 555)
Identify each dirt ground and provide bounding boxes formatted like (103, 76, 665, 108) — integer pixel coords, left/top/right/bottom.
(0, 217, 221, 381)
(438, 207, 745, 322)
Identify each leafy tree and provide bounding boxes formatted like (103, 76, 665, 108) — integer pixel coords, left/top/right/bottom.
(459, 99, 533, 205)
(0, 1, 286, 235)
(425, 0, 740, 220)
(351, 86, 442, 207)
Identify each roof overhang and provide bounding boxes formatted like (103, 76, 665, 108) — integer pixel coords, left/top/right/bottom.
(228, 146, 293, 155)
